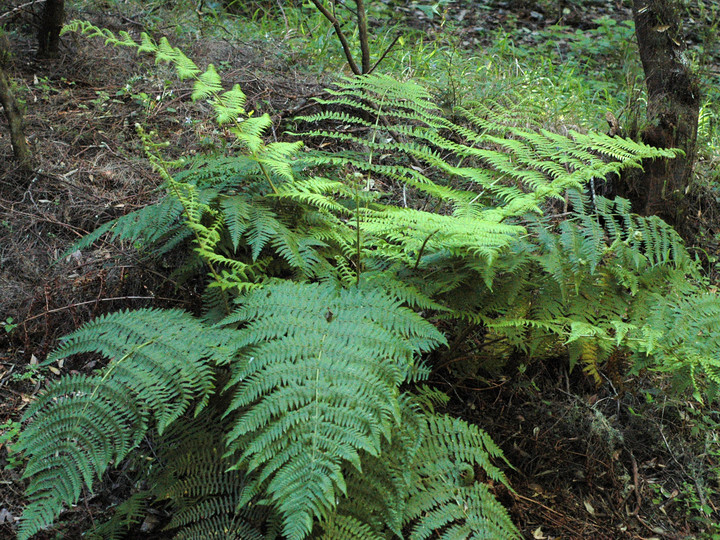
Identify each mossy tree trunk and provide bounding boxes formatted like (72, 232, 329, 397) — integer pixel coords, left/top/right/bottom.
(623, 0, 700, 230)
(37, 0, 65, 58)
(0, 35, 31, 170)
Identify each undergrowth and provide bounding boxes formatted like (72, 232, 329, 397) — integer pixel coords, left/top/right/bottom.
(9, 19, 720, 540)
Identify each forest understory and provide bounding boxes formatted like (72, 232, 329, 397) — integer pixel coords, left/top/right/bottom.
(2, 1, 720, 539)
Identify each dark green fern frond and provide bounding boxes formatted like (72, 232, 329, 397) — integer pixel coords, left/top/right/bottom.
(217, 281, 446, 540)
(241, 202, 327, 277)
(17, 373, 147, 540)
(319, 515, 385, 540)
(404, 414, 518, 540)
(16, 309, 238, 540)
(328, 394, 426, 538)
(86, 491, 150, 540)
(62, 194, 185, 258)
(408, 482, 517, 540)
(150, 409, 267, 540)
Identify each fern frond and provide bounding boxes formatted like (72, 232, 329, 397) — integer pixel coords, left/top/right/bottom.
(404, 414, 519, 540)
(329, 394, 426, 537)
(320, 515, 385, 540)
(218, 281, 446, 540)
(151, 409, 267, 540)
(16, 309, 237, 540)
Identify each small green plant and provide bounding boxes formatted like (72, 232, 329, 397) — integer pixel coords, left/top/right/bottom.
(11, 362, 43, 384)
(0, 420, 22, 470)
(3, 316, 16, 333)
(32, 75, 56, 99)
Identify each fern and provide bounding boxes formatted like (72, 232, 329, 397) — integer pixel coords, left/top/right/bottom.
(295, 74, 678, 216)
(218, 280, 445, 539)
(86, 491, 150, 540)
(20, 22, 720, 540)
(324, 395, 519, 540)
(16, 281, 453, 539)
(149, 409, 267, 540)
(404, 414, 518, 540)
(15, 309, 238, 540)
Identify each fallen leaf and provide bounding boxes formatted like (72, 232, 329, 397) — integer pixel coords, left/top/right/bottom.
(0, 508, 15, 524)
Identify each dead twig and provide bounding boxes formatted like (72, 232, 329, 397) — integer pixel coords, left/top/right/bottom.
(20, 295, 181, 325)
(0, 0, 44, 21)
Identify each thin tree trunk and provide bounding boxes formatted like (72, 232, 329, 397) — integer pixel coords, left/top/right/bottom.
(0, 37, 31, 170)
(356, 0, 370, 74)
(625, 0, 700, 229)
(37, 0, 65, 58)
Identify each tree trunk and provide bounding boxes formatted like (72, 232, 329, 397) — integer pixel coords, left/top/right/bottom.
(37, 0, 65, 58)
(624, 0, 700, 230)
(0, 37, 31, 170)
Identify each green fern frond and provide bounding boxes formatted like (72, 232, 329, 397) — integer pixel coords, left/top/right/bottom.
(219, 194, 251, 250)
(328, 394, 426, 537)
(16, 309, 238, 540)
(636, 292, 720, 395)
(86, 491, 150, 540)
(192, 63, 224, 101)
(214, 84, 247, 125)
(150, 410, 267, 540)
(60, 194, 184, 258)
(320, 515, 385, 540)
(404, 414, 519, 540)
(217, 281, 446, 540)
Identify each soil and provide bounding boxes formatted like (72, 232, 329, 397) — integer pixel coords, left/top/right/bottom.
(1, 1, 718, 539)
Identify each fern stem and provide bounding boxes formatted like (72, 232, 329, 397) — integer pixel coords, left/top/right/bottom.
(78, 340, 152, 422)
(257, 161, 279, 195)
(414, 229, 440, 270)
(311, 334, 326, 460)
(355, 179, 362, 285)
(156, 162, 231, 314)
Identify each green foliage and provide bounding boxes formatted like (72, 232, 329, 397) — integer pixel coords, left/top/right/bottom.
(14, 309, 238, 540)
(403, 414, 517, 539)
(148, 410, 268, 540)
(326, 397, 518, 539)
(15, 21, 720, 540)
(16, 282, 459, 540)
(293, 74, 678, 290)
(218, 280, 445, 538)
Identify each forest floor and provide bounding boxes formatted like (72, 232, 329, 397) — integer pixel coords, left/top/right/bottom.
(1, 1, 720, 538)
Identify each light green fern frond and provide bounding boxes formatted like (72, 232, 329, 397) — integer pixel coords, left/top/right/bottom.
(631, 292, 720, 397)
(297, 74, 678, 220)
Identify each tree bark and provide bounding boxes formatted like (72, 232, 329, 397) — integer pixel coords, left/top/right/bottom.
(0, 37, 31, 170)
(356, 0, 371, 74)
(623, 0, 700, 230)
(37, 0, 65, 58)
